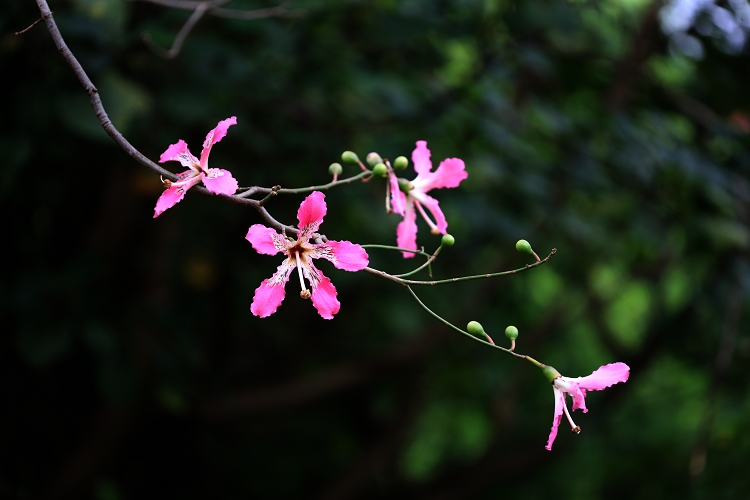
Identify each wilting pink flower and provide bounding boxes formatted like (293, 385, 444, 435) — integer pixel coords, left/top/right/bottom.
(545, 362, 630, 451)
(154, 116, 239, 217)
(246, 191, 369, 319)
(389, 140, 467, 258)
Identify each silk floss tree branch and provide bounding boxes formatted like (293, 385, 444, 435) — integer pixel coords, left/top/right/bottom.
(25, 0, 631, 451)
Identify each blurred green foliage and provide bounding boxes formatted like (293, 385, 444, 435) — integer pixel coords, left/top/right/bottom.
(2, 0, 750, 498)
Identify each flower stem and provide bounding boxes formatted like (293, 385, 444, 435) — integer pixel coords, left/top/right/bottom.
(359, 244, 432, 258)
(405, 285, 538, 363)
(239, 171, 372, 197)
(363, 249, 557, 286)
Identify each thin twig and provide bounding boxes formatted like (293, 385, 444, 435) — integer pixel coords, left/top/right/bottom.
(210, 4, 291, 20)
(134, 0, 295, 58)
(363, 249, 557, 286)
(15, 16, 44, 34)
(130, 0, 229, 10)
(405, 285, 542, 366)
(142, 1, 210, 59)
(359, 244, 431, 259)
(239, 170, 372, 198)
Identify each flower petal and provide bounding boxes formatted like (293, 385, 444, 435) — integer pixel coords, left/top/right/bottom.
(412, 140, 433, 177)
(568, 383, 589, 413)
(411, 191, 448, 233)
(396, 202, 418, 258)
(297, 191, 326, 239)
(160, 139, 200, 170)
(250, 279, 287, 318)
(250, 259, 295, 318)
(246, 224, 288, 255)
(200, 116, 237, 168)
(545, 387, 565, 451)
(573, 362, 630, 391)
(418, 157, 468, 191)
(153, 174, 201, 217)
(389, 174, 407, 216)
(202, 168, 238, 196)
(317, 240, 369, 271)
(310, 273, 340, 320)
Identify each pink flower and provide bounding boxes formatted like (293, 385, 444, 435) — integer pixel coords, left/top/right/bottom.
(545, 362, 630, 451)
(246, 191, 369, 319)
(154, 116, 240, 217)
(389, 140, 467, 258)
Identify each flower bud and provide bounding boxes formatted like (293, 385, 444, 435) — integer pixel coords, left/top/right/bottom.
(328, 163, 343, 176)
(540, 365, 562, 383)
(366, 152, 383, 167)
(393, 156, 408, 170)
(372, 163, 387, 177)
(516, 239, 534, 255)
(466, 321, 485, 337)
(341, 151, 360, 164)
(441, 234, 455, 247)
(397, 178, 413, 193)
(504, 325, 518, 340)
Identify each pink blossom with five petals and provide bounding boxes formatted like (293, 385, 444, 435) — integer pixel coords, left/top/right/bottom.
(154, 116, 239, 217)
(389, 140, 467, 258)
(246, 191, 369, 319)
(545, 362, 630, 450)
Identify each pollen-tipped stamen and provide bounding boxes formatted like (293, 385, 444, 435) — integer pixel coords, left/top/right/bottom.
(294, 252, 309, 297)
(562, 400, 581, 434)
(414, 200, 440, 234)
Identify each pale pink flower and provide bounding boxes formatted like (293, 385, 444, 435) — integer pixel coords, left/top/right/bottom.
(389, 140, 467, 258)
(246, 191, 369, 319)
(154, 116, 239, 217)
(545, 362, 630, 450)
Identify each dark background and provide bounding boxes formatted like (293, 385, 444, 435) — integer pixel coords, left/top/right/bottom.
(2, 0, 750, 498)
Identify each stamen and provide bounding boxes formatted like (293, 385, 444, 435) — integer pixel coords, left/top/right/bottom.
(295, 252, 308, 296)
(561, 399, 581, 434)
(414, 200, 440, 234)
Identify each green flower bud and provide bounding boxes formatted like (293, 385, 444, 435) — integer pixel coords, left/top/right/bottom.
(341, 151, 360, 164)
(540, 365, 562, 383)
(397, 178, 413, 193)
(441, 234, 455, 247)
(504, 325, 518, 340)
(393, 156, 409, 170)
(372, 163, 387, 177)
(366, 152, 383, 167)
(516, 239, 534, 255)
(467, 321, 485, 337)
(328, 163, 343, 176)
